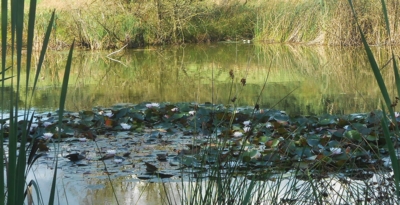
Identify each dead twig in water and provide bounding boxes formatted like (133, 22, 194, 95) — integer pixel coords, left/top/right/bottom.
(106, 44, 128, 67)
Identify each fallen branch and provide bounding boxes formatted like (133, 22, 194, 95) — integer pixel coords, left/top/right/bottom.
(107, 44, 128, 57)
(106, 44, 128, 67)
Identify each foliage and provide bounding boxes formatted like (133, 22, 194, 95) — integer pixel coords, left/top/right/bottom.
(0, 0, 73, 204)
(30, 0, 255, 49)
(18, 0, 400, 49)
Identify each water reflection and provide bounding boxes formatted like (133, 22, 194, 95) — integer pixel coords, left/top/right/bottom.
(15, 43, 396, 114)
(39, 168, 392, 205)
(22, 44, 399, 204)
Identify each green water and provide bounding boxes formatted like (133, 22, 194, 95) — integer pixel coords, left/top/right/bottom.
(17, 43, 394, 115)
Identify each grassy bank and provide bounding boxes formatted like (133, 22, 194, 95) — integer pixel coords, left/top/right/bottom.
(7, 0, 395, 49)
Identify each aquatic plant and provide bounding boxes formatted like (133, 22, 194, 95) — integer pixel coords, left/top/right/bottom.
(349, 0, 400, 200)
(0, 0, 73, 204)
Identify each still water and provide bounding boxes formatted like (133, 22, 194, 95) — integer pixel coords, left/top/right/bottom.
(20, 43, 397, 204)
(16, 43, 396, 115)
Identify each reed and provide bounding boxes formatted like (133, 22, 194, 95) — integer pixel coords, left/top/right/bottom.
(1, 0, 73, 204)
(256, 0, 400, 45)
(349, 0, 400, 199)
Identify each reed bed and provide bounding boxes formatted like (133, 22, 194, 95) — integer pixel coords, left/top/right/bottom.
(4, 0, 393, 49)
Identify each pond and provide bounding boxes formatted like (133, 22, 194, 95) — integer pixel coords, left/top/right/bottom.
(8, 43, 399, 204)
(12, 43, 396, 115)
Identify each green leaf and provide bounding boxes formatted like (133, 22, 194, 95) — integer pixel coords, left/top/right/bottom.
(365, 135, 378, 141)
(344, 130, 362, 142)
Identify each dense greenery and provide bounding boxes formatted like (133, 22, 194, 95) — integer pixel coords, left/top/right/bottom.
(10, 0, 397, 49)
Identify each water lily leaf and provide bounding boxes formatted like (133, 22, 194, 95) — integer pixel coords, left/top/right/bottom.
(319, 118, 336, 126)
(155, 172, 175, 178)
(344, 130, 362, 141)
(265, 139, 280, 148)
(337, 118, 349, 128)
(273, 114, 289, 122)
(137, 175, 154, 180)
(177, 103, 191, 112)
(295, 137, 308, 147)
(327, 140, 340, 148)
(331, 153, 349, 161)
(319, 135, 331, 146)
(306, 138, 319, 147)
(80, 111, 95, 121)
(104, 117, 116, 128)
(367, 110, 383, 124)
(348, 113, 366, 122)
(38, 141, 49, 151)
(294, 147, 312, 158)
(155, 122, 172, 130)
(129, 112, 144, 121)
(276, 128, 288, 135)
(181, 156, 198, 167)
(170, 113, 185, 121)
(332, 128, 344, 138)
(246, 173, 274, 181)
(241, 149, 259, 159)
(358, 127, 371, 135)
(169, 157, 180, 166)
(144, 162, 158, 172)
(242, 155, 251, 162)
(99, 154, 115, 160)
(333, 160, 347, 167)
(259, 136, 269, 143)
(113, 108, 130, 119)
(65, 153, 85, 161)
(365, 135, 378, 141)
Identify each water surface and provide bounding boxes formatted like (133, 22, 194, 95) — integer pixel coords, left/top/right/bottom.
(13, 43, 395, 115)
(18, 43, 399, 205)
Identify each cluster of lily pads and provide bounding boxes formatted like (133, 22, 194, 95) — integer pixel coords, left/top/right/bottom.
(4, 102, 399, 181)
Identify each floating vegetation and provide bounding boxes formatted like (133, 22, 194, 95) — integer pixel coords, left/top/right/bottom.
(1, 102, 398, 204)
(2, 102, 399, 183)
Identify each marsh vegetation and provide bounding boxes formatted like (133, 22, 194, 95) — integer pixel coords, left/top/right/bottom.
(2, 0, 400, 205)
(16, 0, 400, 49)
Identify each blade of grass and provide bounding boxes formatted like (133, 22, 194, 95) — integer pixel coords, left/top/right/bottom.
(0, 0, 7, 202)
(48, 40, 74, 205)
(380, 0, 390, 37)
(9, 0, 26, 203)
(381, 105, 400, 198)
(348, 0, 400, 199)
(31, 11, 56, 100)
(25, 0, 38, 107)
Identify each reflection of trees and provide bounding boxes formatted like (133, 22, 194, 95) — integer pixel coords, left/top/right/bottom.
(0, 86, 24, 110)
(24, 44, 395, 114)
(83, 176, 181, 205)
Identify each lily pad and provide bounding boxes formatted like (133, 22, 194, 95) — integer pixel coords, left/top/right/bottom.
(344, 130, 362, 142)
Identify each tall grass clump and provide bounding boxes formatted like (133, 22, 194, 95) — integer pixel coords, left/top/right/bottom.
(256, 0, 400, 45)
(348, 0, 400, 200)
(1, 0, 73, 204)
